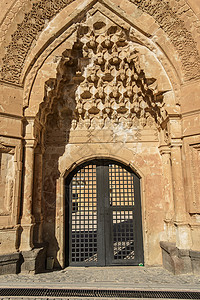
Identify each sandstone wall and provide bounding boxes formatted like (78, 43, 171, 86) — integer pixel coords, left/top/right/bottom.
(0, 0, 199, 273)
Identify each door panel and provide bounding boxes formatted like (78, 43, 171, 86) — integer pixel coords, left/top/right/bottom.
(108, 163, 136, 265)
(66, 160, 143, 267)
(69, 164, 98, 265)
(112, 210, 135, 261)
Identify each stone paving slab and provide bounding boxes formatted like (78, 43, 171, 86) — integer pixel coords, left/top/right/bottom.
(0, 267, 200, 296)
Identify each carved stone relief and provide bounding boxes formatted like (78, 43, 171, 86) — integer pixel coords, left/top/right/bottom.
(0, 0, 200, 85)
(39, 22, 166, 138)
(0, 143, 15, 216)
(39, 18, 166, 243)
(130, 0, 200, 81)
(190, 143, 200, 211)
(0, 0, 74, 84)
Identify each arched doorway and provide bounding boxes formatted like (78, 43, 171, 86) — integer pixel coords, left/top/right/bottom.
(65, 159, 144, 266)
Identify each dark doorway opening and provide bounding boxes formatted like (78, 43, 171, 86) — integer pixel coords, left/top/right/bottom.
(65, 159, 144, 266)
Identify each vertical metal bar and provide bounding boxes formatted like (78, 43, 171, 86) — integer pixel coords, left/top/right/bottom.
(83, 167, 85, 262)
(104, 163, 113, 265)
(130, 173, 135, 260)
(87, 166, 90, 261)
(96, 164, 106, 266)
(120, 166, 123, 259)
(64, 178, 69, 266)
(134, 173, 144, 264)
(78, 170, 81, 262)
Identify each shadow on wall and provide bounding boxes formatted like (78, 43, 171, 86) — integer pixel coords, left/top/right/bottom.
(32, 44, 86, 269)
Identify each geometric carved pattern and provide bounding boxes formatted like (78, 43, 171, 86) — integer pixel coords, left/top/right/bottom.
(130, 0, 200, 81)
(1, 0, 74, 84)
(1, 0, 200, 84)
(70, 25, 164, 130)
(41, 23, 165, 131)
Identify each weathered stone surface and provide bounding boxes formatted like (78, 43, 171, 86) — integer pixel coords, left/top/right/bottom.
(1, 0, 200, 83)
(190, 250, 200, 275)
(1, 266, 200, 290)
(0, 0, 200, 275)
(160, 241, 180, 275)
(21, 248, 46, 274)
(160, 241, 194, 275)
(0, 252, 20, 275)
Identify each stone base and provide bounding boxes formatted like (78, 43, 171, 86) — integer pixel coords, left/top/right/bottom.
(160, 241, 200, 275)
(190, 250, 200, 275)
(21, 247, 46, 274)
(0, 252, 21, 275)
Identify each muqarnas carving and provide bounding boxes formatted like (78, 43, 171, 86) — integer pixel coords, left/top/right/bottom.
(41, 23, 166, 131)
(1, 0, 200, 84)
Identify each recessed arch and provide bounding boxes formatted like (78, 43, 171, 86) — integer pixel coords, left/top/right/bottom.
(56, 140, 158, 267)
(23, 3, 178, 128)
(62, 154, 142, 179)
(61, 152, 146, 181)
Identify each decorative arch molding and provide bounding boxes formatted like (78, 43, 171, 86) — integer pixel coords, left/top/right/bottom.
(59, 145, 148, 180)
(55, 143, 150, 266)
(1, 0, 200, 50)
(0, 0, 200, 86)
(129, 0, 200, 82)
(22, 0, 179, 123)
(16, 2, 180, 267)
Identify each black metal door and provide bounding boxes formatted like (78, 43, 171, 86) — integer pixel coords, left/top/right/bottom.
(65, 160, 143, 266)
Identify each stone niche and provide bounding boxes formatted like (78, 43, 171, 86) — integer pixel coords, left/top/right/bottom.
(39, 13, 167, 135)
(0, 143, 20, 275)
(0, 144, 14, 222)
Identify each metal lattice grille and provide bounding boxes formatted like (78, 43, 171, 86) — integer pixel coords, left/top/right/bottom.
(1, 288, 200, 299)
(70, 164, 97, 263)
(67, 159, 143, 266)
(109, 164, 134, 207)
(113, 211, 134, 260)
(109, 164, 135, 260)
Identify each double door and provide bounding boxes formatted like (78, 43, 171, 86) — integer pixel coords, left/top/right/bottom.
(65, 160, 143, 266)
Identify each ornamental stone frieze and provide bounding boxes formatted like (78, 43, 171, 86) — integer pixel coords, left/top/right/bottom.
(0, 0, 200, 85)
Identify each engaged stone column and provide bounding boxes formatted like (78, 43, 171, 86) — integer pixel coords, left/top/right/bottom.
(20, 140, 36, 251)
(33, 146, 44, 244)
(171, 144, 191, 249)
(160, 146, 174, 221)
(171, 145, 186, 222)
(55, 176, 65, 268)
(159, 145, 175, 242)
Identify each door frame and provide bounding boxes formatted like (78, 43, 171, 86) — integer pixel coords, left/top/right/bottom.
(64, 159, 144, 267)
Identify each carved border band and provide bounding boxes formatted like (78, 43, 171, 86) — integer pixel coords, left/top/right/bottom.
(0, 0, 200, 85)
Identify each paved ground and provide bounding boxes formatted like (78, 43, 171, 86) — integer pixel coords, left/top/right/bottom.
(0, 266, 200, 299)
